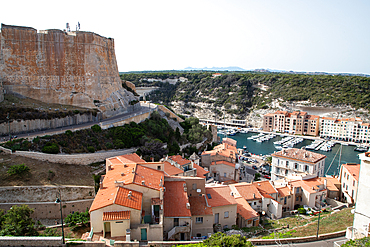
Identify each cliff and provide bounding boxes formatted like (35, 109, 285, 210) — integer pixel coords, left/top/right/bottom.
(0, 24, 137, 117)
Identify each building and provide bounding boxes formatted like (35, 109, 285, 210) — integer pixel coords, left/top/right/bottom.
(189, 195, 213, 238)
(320, 117, 370, 143)
(339, 163, 360, 204)
(90, 153, 165, 241)
(346, 152, 370, 239)
(262, 111, 320, 136)
(271, 148, 326, 181)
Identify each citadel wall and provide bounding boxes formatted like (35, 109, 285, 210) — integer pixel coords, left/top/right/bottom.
(0, 24, 137, 117)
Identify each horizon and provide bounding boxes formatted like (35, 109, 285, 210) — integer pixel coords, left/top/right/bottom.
(2, 0, 370, 75)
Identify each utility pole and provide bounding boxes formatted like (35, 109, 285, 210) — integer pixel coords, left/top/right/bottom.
(7, 113, 10, 141)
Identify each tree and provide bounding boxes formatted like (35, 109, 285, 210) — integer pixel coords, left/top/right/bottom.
(64, 209, 90, 230)
(0, 205, 38, 236)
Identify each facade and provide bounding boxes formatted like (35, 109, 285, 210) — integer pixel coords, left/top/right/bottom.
(320, 117, 370, 143)
(262, 111, 320, 136)
(189, 195, 214, 238)
(271, 148, 326, 181)
(339, 163, 360, 204)
(347, 152, 370, 239)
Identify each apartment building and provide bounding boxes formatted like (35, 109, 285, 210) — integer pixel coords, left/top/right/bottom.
(320, 117, 370, 143)
(271, 148, 326, 181)
(263, 111, 320, 136)
(339, 163, 360, 204)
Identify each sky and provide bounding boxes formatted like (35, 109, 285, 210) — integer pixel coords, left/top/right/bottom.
(2, 0, 370, 74)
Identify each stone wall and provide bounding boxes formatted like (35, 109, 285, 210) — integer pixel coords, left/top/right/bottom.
(100, 112, 151, 129)
(0, 112, 102, 136)
(0, 237, 63, 247)
(157, 105, 184, 123)
(7, 147, 137, 165)
(0, 24, 138, 117)
(0, 81, 3, 103)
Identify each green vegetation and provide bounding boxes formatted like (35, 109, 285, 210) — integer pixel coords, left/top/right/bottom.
(64, 209, 90, 231)
(7, 163, 30, 177)
(2, 111, 211, 160)
(176, 232, 254, 247)
(341, 236, 370, 246)
(0, 205, 38, 236)
(121, 72, 370, 116)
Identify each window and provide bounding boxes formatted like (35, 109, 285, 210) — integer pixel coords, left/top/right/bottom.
(157, 166, 161, 170)
(253, 202, 257, 205)
(295, 163, 298, 169)
(197, 233, 202, 237)
(296, 188, 300, 193)
(284, 197, 287, 205)
(174, 218, 179, 226)
(343, 183, 345, 188)
(196, 217, 203, 223)
(296, 197, 299, 201)
(224, 211, 229, 218)
(224, 173, 227, 177)
(353, 181, 356, 187)
(347, 174, 349, 180)
(344, 172, 346, 179)
(286, 161, 289, 167)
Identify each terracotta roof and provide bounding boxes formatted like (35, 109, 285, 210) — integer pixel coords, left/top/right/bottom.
(169, 155, 191, 166)
(271, 148, 326, 164)
(163, 161, 184, 176)
(265, 113, 275, 117)
(202, 143, 237, 160)
(232, 183, 262, 200)
(189, 195, 213, 216)
(222, 138, 237, 147)
(318, 177, 340, 191)
(211, 160, 235, 168)
(164, 181, 191, 217)
(290, 177, 326, 194)
(253, 181, 277, 195)
(235, 198, 259, 220)
(193, 163, 209, 178)
(103, 211, 131, 221)
(90, 186, 142, 212)
(205, 186, 237, 207)
(118, 153, 146, 163)
(276, 186, 291, 197)
(133, 165, 164, 190)
(342, 163, 360, 181)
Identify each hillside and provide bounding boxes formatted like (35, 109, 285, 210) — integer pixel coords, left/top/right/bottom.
(121, 72, 370, 123)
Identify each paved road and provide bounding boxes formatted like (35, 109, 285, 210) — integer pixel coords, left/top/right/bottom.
(0, 103, 157, 142)
(256, 236, 347, 247)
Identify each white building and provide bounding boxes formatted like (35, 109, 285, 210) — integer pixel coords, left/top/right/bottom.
(271, 148, 326, 181)
(346, 152, 370, 240)
(320, 117, 370, 143)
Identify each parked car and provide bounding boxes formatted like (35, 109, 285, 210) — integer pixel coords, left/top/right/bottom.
(263, 175, 271, 179)
(252, 165, 257, 170)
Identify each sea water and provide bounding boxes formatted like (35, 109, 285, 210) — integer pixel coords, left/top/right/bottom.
(220, 132, 361, 176)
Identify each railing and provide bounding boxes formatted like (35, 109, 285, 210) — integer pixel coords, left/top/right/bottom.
(87, 227, 93, 241)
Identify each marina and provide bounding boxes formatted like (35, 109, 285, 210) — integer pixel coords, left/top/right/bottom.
(218, 131, 361, 176)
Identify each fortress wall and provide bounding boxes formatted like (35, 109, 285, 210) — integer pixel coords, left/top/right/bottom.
(0, 112, 102, 135)
(0, 24, 137, 117)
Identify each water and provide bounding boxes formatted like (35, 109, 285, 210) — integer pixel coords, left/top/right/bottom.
(220, 132, 361, 176)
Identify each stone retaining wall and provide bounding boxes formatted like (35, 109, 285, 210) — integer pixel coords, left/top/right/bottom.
(3, 148, 136, 165)
(0, 236, 63, 247)
(157, 105, 184, 123)
(0, 112, 102, 136)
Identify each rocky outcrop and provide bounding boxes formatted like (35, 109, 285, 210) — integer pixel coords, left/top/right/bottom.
(0, 24, 138, 117)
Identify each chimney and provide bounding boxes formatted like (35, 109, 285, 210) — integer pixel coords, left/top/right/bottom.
(160, 188, 164, 200)
(186, 202, 190, 209)
(100, 181, 103, 189)
(126, 229, 131, 242)
(121, 172, 125, 176)
(182, 153, 185, 158)
(159, 177, 163, 187)
(253, 193, 255, 199)
(142, 180, 145, 185)
(151, 157, 154, 162)
(132, 168, 135, 173)
(108, 164, 111, 171)
(324, 179, 327, 189)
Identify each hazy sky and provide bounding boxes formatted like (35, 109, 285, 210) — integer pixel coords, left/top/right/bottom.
(2, 0, 370, 74)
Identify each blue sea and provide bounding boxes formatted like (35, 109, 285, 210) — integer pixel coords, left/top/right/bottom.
(219, 132, 361, 176)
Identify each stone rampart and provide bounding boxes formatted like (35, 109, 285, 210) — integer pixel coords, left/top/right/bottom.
(0, 185, 94, 203)
(0, 24, 138, 117)
(0, 112, 102, 136)
(157, 105, 184, 123)
(10, 148, 137, 165)
(0, 236, 63, 247)
(100, 112, 151, 129)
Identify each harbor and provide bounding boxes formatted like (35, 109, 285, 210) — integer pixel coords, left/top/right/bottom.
(218, 131, 362, 176)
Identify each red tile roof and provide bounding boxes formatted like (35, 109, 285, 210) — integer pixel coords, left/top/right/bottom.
(342, 163, 360, 181)
(103, 211, 131, 221)
(193, 163, 209, 178)
(163, 161, 184, 176)
(212, 160, 235, 168)
(290, 177, 326, 194)
(164, 181, 191, 217)
(202, 143, 237, 160)
(90, 186, 142, 212)
(235, 198, 259, 220)
(169, 155, 191, 166)
(189, 195, 213, 216)
(222, 138, 237, 147)
(271, 148, 326, 164)
(117, 153, 146, 163)
(232, 183, 262, 200)
(205, 186, 237, 207)
(253, 181, 277, 195)
(134, 165, 164, 190)
(276, 186, 291, 197)
(318, 177, 340, 191)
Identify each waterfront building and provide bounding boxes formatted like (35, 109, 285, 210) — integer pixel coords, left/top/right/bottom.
(339, 163, 360, 204)
(320, 117, 370, 143)
(346, 152, 370, 240)
(262, 111, 319, 136)
(271, 148, 326, 181)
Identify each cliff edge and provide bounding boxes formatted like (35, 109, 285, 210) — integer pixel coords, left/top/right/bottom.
(0, 24, 137, 117)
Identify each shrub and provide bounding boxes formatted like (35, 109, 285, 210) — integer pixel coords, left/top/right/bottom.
(87, 146, 95, 153)
(7, 163, 30, 176)
(42, 143, 59, 154)
(91, 124, 102, 133)
(65, 130, 73, 136)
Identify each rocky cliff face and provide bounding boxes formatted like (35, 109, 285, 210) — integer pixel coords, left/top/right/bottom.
(0, 24, 137, 117)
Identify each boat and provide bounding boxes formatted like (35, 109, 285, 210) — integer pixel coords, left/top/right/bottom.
(354, 145, 369, 152)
